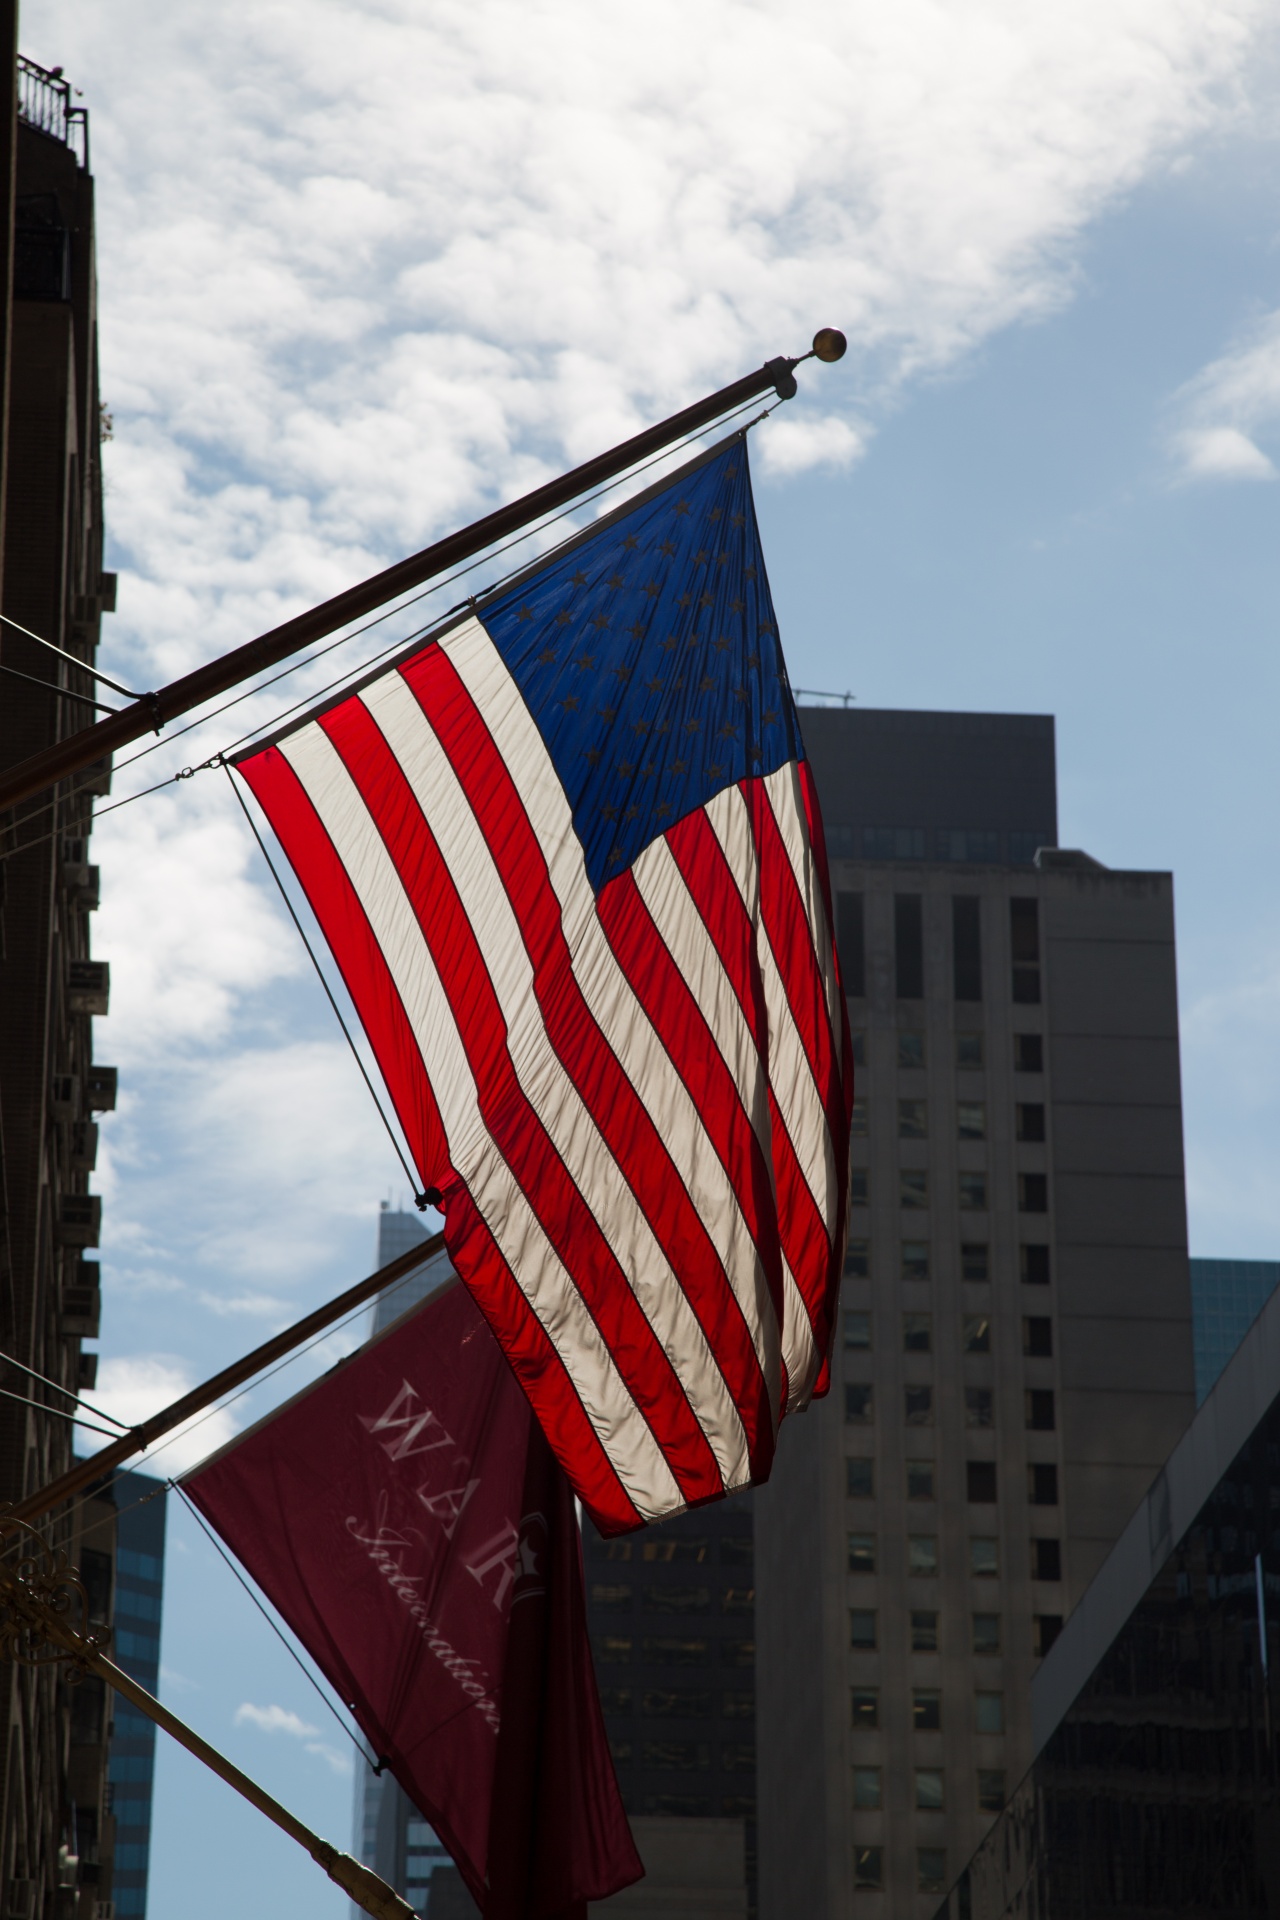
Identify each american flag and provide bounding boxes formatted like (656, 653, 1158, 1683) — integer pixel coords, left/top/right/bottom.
(235, 434, 852, 1534)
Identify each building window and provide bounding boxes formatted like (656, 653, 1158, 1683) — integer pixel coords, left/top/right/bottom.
(953, 894, 982, 1001)
(1021, 1243, 1050, 1285)
(642, 1688, 711, 1717)
(977, 1769, 1006, 1813)
(642, 1740, 711, 1771)
(956, 1031, 984, 1068)
(850, 1029, 866, 1068)
(963, 1314, 991, 1353)
(1014, 1032, 1043, 1072)
(900, 1170, 929, 1210)
(845, 1384, 873, 1425)
(1031, 1538, 1062, 1581)
(643, 1638, 711, 1665)
(918, 1849, 947, 1896)
(850, 1609, 877, 1649)
(599, 1688, 633, 1714)
(1026, 1389, 1056, 1431)
(844, 1310, 872, 1349)
(854, 1845, 883, 1889)
(596, 1636, 633, 1663)
(908, 1535, 939, 1575)
(848, 1533, 876, 1574)
(899, 1098, 928, 1139)
(967, 1461, 997, 1503)
(959, 1172, 988, 1210)
(867, 826, 925, 861)
(643, 1586, 711, 1614)
(1018, 1173, 1048, 1213)
(838, 891, 866, 999)
(1010, 898, 1041, 1003)
(1023, 1316, 1052, 1357)
(907, 1461, 935, 1501)
(590, 1583, 634, 1610)
(1034, 1614, 1064, 1657)
(905, 1385, 933, 1426)
(961, 1242, 990, 1282)
(965, 1388, 994, 1429)
(912, 1689, 942, 1732)
(916, 1769, 945, 1811)
(898, 1030, 926, 1069)
(1029, 1463, 1059, 1506)
(850, 1168, 870, 1207)
(844, 1239, 870, 1280)
(957, 1101, 986, 1140)
(974, 1691, 1004, 1735)
(901, 1241, 930, 1282)
(846, 1457, 874, 1499)
(972, 1613, 1001, 1654)
(851, 1688, 879, 1730)
(852, 1768, 882, 1810)
(850, 1097, 870, 1138)
(895, 894, 925, 999)
(903, 1312, 932, 1354)
(910, 1609, 938, 1651)
(970, 1538, 999, 1577)
(1016, 1102, 1046, 1142)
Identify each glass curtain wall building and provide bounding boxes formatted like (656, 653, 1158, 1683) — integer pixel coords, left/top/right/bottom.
(935, 1267, 1280, 1918)
(350, 1205, 456, 1917)
(106, 1469, 167, 1919)
(1190, 1257, 1280, 1404)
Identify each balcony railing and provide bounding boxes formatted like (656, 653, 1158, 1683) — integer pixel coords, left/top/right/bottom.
(17, 55, 89, 171)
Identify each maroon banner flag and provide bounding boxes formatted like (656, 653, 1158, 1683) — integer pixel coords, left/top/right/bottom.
(184, 1282, 642, 1916)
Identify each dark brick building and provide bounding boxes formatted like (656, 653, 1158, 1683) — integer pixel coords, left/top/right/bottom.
(0, 46, 120, 1919)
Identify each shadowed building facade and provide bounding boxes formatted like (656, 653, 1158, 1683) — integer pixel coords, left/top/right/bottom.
(755, 707, 1196, 1917)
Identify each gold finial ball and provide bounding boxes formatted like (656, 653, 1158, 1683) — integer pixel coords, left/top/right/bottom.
(812, 328, 847, 363)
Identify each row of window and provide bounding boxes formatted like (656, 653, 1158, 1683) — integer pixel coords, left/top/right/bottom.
(608, 1739, 755, 1772)
(855, 1845, 952, 1896)
(851, 1099, 1045, 1142)
(638, 1792, 756, 1819)
(593, 1636, 754, 1667)
(589, 1584, 753, 1614)
(845, 1457, 1060, 1506)
(852, 1686, 1005, 1735)
(844, 1383, 1057, 1431)
(587, 1535, 752, 1566)
(847, 1533, 1062, 1581)
(844, 1240, 1051, 1285)
(598, 1686, 754, 1719)
(850, 1030, 1044, 1074)
(853, 1765, 1006, 1814)
(844, 1310, 1051, 1356)
(849, 1168, 1048, 1212)
(837, 894, 1043, 1006)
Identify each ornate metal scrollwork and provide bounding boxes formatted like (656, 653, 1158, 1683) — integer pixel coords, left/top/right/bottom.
(0, 1513, 109, 1672)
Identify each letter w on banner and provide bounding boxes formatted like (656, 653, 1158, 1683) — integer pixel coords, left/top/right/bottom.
(184, 1281, 642, 1916)
(232, 432, 853, 1535)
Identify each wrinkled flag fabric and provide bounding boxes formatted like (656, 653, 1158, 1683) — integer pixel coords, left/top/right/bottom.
(233, 432, 853, 1535)
(184, 1281, 641, 1917)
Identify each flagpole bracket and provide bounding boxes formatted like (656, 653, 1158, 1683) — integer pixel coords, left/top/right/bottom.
(0, 1513, 108, 1676)
(765, 355, 799, 401)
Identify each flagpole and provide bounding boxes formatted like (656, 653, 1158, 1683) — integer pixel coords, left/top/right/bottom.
(0, 1515, 415, 1920)
(9, 1230, 445, 1526)
(0, 329, 847, 812)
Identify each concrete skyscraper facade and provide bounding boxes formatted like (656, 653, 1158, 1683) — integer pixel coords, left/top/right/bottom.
(756, 708, 1196, 1917)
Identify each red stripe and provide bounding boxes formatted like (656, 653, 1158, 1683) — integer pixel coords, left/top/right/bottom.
(237, 748, 451, 1193)
(316, 694, 725, 1508)
(398, 645, 776, 1481)
(444, 1183, 643, 1535)
(595, 866, 780, 1467)
(750, 775, 843, 1139)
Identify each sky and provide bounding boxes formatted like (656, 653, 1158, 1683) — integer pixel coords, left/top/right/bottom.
(18, 0, 1280, 1911)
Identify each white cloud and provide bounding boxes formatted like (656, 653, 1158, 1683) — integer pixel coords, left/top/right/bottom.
(77, 1354, 239, 1475)
(234, 1703, 319, 1739)
(1167, 310, 1280, 482)
(305, 1741, 354, 1776)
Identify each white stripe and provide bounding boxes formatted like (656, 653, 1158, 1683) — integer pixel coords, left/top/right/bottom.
(764, 760, 844, 1067)
(444, 616, 785, 1426)
(360, 670, 752, 1493)
(277, 720, 684, 1522)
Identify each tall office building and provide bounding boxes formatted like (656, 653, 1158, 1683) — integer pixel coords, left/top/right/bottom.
(0, 51, 119, 1916)
(106, 1470, 167, 1919)
(756, 707, 1197, 1917)
(351, 1205, 456, 1917)
(1189, 1256, 1280, 1403)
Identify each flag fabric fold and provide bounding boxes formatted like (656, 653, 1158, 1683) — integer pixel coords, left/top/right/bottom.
(234, 432, 853, 1535)
(184, 1280, 641, 1916)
